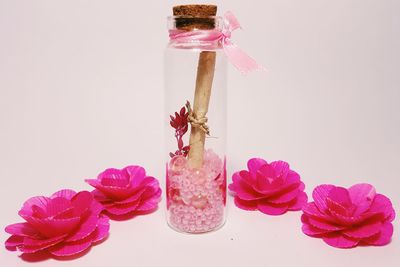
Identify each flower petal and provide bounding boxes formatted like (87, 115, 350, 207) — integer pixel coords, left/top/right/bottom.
(85, 179, 134, 200)
(91, 199, 105, 214)
(48, 220, 108, 256)
(368, 194, 396, 222)
(312, 184, 335, 212)
(125, 166, 147, 187)
(114, 187, 147, 204)
(268, 187, 301, 204)
(302, 224, 329, 237)
(22, 234, 64, 247)
(307, 216, 345, 231)
(234, 170, 255, 187)
(136, 188, 162, 212)
(99, 168, 126, 180)
(285, 170, 301, 185)
(53, 207, 75, 220)
(19, 215, 80, 238)
(288, 191, 308, 211)
(326, 187, 354, 216)
(71, 191, 93, 216)
(5, 235, 24, 251)
(31, 205, 47, 218)
(4, 222, 38, 238)
(140, 175, 160, 186)
(48, 238, 93, 257)
(21, 235, 66, 253)
(228, 183, 237, 192)
(348, 183, 376, 216)
(257, 201, 288, 215)
(329, 208, 381, 226)
(342, 220, 382, 239)
(362, 221, 394, 246)
(101, 177, 130, 187)
(91, 216, 110, 243)
(247, 158, 267, 178)
(253, 165, 278, 193)
(301, 215, 332, 236)
(20, 196, 50, 217)
(105, 201, 141, 215)
(51, 189, 76, 200)
(328, 187, 352, 206)
(231, 172, 264, 200)
(270, 161, 290, 178)
(65, 213, 99, 242)
(298, 180, 305, 191)
(100, 168, 130, 187)
(302, 202, 332, 221)
(91, 190, 109, 202)
(234, 197, 257, 211)
(46, 197, 72, 217)
(322, 233, 359, 248)
(257, 164, 276, 180)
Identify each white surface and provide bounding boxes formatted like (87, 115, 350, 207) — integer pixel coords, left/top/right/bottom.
(1, 0, 399, 266)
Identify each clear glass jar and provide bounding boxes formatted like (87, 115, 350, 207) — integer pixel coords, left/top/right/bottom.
(165, 15, 227, 233)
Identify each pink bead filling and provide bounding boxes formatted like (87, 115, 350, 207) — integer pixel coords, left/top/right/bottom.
(167, 149, 226, 233)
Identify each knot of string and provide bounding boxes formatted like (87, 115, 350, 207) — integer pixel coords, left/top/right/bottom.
(186, 101, 210, 135)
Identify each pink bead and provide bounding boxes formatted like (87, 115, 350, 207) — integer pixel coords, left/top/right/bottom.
(191, 195, 208, 209)
(169, 155, 187, 173)
(189, 184, 195, 192)
(167, 149, 226, 233)
(183, 179, 190, 187)
(181, 195, 191, 205)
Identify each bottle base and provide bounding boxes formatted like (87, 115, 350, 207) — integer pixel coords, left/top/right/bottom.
(167, 218, 226, 234)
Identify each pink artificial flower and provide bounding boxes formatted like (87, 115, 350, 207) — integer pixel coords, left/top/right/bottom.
(85, 166, 162, 217)
(301, 183, 395, 248)
(228, 158, 308, 215)
(5, 190, 109, 257)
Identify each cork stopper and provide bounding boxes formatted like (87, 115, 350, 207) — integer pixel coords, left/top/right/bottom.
(173, 4, 218, 30)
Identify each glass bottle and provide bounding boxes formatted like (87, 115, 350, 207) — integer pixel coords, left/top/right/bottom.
(165, 5, 227, 234)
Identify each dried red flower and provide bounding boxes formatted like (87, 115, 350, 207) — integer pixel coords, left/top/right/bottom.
(169, 104, 190, 157)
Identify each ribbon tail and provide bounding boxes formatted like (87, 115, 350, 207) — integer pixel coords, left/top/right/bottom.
(224, 11, 241, 31)
(223, 42, 264, 74)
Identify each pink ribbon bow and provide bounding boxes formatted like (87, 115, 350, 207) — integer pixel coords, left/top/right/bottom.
(169, 11, 264, 73)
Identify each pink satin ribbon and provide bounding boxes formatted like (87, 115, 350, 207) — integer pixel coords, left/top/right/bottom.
(169, 11, 264, 73)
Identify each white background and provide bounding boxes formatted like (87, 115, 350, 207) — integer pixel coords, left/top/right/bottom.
(1, 0, 399, 266)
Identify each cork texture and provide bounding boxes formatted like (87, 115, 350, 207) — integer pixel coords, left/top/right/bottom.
(173, 5, 217, 16)
(173, 4, 218, 30)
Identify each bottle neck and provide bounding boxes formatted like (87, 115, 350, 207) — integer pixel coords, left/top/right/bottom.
(167, 16, 224, 50)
